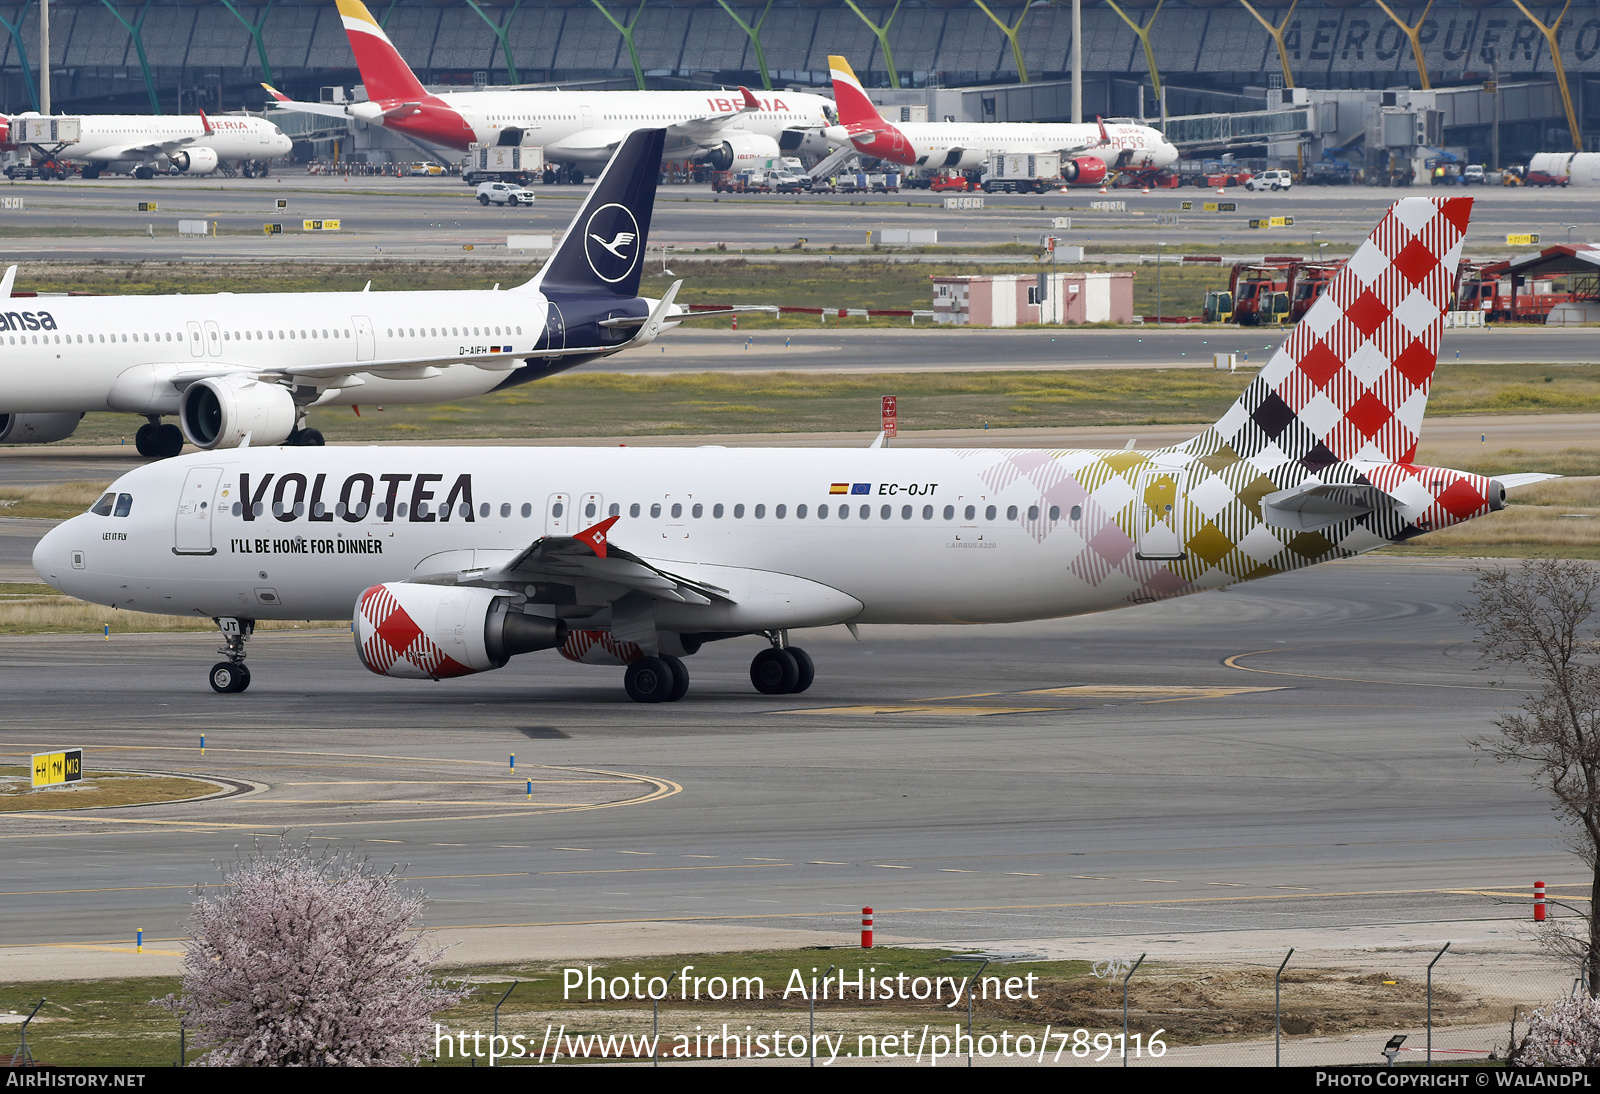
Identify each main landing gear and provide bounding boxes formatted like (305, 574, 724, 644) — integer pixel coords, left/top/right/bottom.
(134, 418, 185, 458)
(750, 633, 814, 696)
(624, 655, 690, 704)
(209, 617, 254, 693)
(286, 426, 325, 446)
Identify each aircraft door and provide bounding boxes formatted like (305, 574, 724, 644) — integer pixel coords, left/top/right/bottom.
(1135, 467, 1185, 560)
(173, 466, 222, 555)
(580, 106, 594, 130)
(352, 315, 375, 361)
(578, 492, 604, 528)
(186, 320, 203, 357)
(545, 493, 571, 535)
(541, 303, 565, 355)
(203, 320, 222, 357)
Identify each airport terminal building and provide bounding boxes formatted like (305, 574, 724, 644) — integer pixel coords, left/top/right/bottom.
(1, 0, 1593, 162)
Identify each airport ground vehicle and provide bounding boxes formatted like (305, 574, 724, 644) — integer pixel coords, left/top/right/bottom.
(1462, 164, 1487, 184)
(476, 181, 534, 205)
(1202, 289, 1233, 323)
(929, 171, 973, 192)
(1454, 260, 1580, 322)
(837, 172, 900, 193)
(34, 198, 1549, 705)
(1525, 170, 1569, 187)
(1245, 169, 1292, 191)
(462, 140, 544, 186)
(1301, 161, 1354, 185)
(982, 152, 1061, 194)
(711, 170, 773, 193)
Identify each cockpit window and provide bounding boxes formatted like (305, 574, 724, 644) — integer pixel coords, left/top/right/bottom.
(113, 493, 133, 518)
(90, 493, 115, 516)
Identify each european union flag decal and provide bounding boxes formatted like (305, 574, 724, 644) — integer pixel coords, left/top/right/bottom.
(850, 483, 871, 495)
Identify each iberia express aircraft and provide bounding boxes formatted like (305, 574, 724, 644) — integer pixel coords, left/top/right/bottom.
(265, 0, 835, 177)
(822, 54, 1176, 185)
(34, 198, 1550, 702)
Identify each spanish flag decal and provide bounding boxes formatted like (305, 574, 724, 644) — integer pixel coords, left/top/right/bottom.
(829, 483, 849, 494)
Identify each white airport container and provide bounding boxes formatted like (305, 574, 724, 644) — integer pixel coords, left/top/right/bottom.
(1213, 352, 1236, 371)
(178, 220, 208, 236)
(985, 152, 1062, 180)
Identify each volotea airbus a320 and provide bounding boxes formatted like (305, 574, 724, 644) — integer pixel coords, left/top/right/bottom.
(35, 198, 1550, 702)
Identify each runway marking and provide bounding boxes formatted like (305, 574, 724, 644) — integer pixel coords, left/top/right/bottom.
(875, 864, 911, 869)
(809, 861, 848, 865)
(789, 705, 1058, 717)
(618, 851, 653, 856)
(1021, 685, 1285, 701)
(1224, 647, 1504, 690)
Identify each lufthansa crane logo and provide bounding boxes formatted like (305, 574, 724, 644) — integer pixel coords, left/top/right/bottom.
(583, 203, 641, 285)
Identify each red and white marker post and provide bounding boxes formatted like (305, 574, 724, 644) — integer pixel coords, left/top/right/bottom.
(861, 907, 874, 949)
(881, 396, 897, 441)
(1535, 880, 1546, 922)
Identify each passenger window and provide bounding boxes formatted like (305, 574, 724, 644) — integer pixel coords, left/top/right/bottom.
(670, 503, 682, 518)
(1068, 505, 1080, 521)
(901, 505, 912, 519)
(551, 502, 564, 518)
(754, 504, 765, 518)
(964, 505, 976, 521)
(1006, 505, 1017, 520)
(923, 505, 934, 520)
(233, 502, 244, 517)
(396, 503, 408, 518)
(734, 503, 745, 518)
(113, 493, 133, 517)
(712, 503, 723, 518)
(818, 504, 828, 519)
(520, 503, 532, 517)
(943, 505, 955, 520)
(880, 505, 891, 520)
(796, 504, 807, 518)
(501, 503, 511, 517)
(90, 492, 115, 516)
(585, 501, 596, 518)
(1050, 505, 1062, 521)
(630, 503, 641, 517)
(691, 503, 702, 518)
(479, 503, 490, 518)
(650, 503, 662, 518)
(1028, 505, 1039, 521)
(609, 503, 620, 517)
(985, 505, 997, 521)
(775, 504, 786, 518)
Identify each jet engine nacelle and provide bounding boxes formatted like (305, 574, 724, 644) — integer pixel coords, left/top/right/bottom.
(178, 374, 296, 450)
(0, 411, 82, 443)
(1062, 156, 1108, 186)
(702, 133, 782, 172)
(170, 147, 219, 175)
(354, 583, 568, 679)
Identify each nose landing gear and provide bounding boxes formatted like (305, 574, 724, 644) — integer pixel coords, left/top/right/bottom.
(209, 617, 254, 693)
(750, 633, 814, 695)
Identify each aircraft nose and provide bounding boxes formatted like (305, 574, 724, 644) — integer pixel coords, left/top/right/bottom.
(31, 517, 78, 586)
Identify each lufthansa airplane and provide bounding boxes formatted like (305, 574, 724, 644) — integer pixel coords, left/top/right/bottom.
(35, 198, 1552, 703)
(265, 0, 835, 177)
(0, 129, 741, 458)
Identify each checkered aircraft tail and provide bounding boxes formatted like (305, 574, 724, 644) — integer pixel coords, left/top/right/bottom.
(1191, 197, 1472, 469)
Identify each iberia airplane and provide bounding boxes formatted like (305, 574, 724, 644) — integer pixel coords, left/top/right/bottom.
(34, 198, 1550, 702)
(823, 55, 1177, 185)
(264, 0, 835, 176)
(0, 129, 745, 458)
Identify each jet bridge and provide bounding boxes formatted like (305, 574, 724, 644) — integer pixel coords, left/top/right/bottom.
(1159, 107, 1319, 155)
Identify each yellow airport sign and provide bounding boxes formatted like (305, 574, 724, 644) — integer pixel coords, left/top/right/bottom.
(1507, 233, 1540, 245)
(303, 219, 341, 231)
(264, 223, 282, 235)
(1202, 201, 1238, 213)
(137, 201, 157, 212)
(32, 748, 82, 788)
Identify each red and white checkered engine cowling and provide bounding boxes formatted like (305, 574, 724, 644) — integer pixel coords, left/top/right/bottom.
(353, 582, 504, 680)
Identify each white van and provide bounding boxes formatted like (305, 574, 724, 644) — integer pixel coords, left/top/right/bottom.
(1246, 169, 1293, 192)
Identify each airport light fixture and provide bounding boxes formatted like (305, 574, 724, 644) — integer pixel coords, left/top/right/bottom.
(1382, 1034, 1406, 1066)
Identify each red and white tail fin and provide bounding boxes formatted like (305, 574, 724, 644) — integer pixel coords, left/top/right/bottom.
(1197, 197, 1472, 470)
(336, 0, 429, 104)
(198, 108, 213, 135)
(827, 55, 881, 128)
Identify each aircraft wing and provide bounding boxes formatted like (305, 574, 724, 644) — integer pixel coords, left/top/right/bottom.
(666, 86, 761, 141)
(261, 83, 355, 121)
(465, 517, 734, 607)
(84, 138, 197, 161)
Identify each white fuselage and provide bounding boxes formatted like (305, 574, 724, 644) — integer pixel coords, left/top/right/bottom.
(44, 114, 292, 168)
(0, 289, 563, 416)
(35, 442, 1320, 633)
(891, 121, 1177, 171)
(406, 89, 833, 164)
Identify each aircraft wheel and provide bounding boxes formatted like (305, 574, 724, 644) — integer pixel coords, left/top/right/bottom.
(295, 427, 325, 447)
(157, 423, 185, 458)
(662, 655, 689, 702)
(570, 169, 584, 185)
(209, 662, 250, 693)
(624, 656, 675, 703)
(787, 647, 815, 694)
(134, 422, 161, 457)
(750, 648, 799, 695)
(134, 165, 153, 180)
